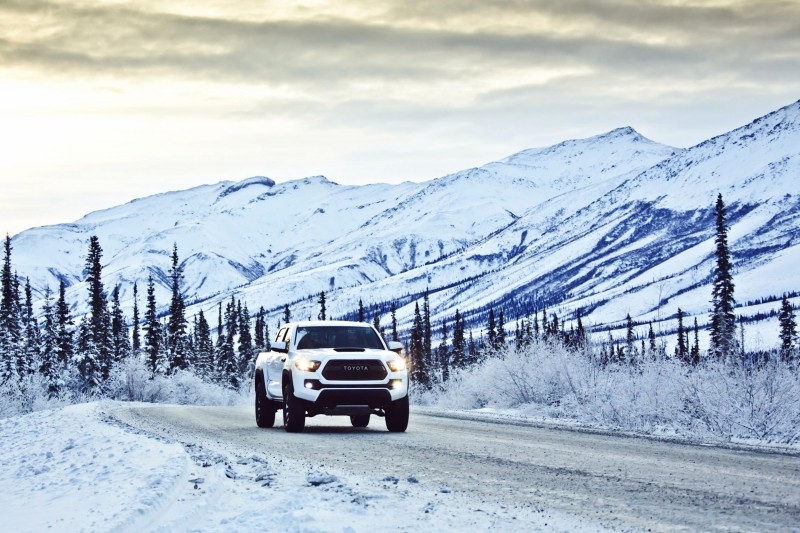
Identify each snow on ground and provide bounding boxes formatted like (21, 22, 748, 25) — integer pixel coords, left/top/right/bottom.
(0, 401, 604, 532)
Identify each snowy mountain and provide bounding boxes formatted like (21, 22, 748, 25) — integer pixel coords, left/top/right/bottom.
(12, 100, 800, 343)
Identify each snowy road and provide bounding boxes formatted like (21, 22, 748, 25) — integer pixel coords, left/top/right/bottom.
(108, 403, 800, 532)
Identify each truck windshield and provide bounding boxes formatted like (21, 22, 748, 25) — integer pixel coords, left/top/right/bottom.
(295, 326, 385, 350)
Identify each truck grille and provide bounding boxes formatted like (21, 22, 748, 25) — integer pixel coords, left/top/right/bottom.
(321, 359, 387, 381)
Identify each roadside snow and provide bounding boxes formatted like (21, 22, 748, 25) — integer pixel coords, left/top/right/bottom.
(0, 401, 604, 532)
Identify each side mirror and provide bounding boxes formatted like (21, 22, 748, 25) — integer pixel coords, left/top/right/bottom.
(273, 340, 289, 354)
(387, 341, 403, 354)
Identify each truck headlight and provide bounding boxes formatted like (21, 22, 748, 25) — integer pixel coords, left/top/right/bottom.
(295, 358, 321, 372)
(387, 357, 406, 372)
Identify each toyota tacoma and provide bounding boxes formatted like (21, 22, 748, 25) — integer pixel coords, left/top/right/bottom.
(253, 320, 409, 432)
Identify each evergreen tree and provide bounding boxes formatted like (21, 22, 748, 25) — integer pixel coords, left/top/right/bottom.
(409, 302, 427, 388)
(372, 305, 381, 332)
(778, 294, 797, 362)
(390, 300, 398, 342)
(625, 314, 634, 363)
(143, 276, 162, 374)
(75, 313, 102, 391)
(214, 302, 225, 382)
(131, 282, 140, 354)
(676, 308, 688, 363)
(551, 314, 560, 343)
(576, 308, 586, 348)
(317, 291, 326, 321)
(540, 306, 548, 339)
(422, 289, 432, 365)
(254, 306, 266, 350)
(218, 298, 239, 388)
(110, 285, 130, 364)
(438, 319, 450, 382)
(0, 235, 20, 383)
(709, 193, 737, 360)
(166, 243, 188, 372)
(195, 310, 214, 378)
(648, 322, 657, 359)
(532, 310, 539, 340)
(358, 299, 365, 323)
(496, 310, 506, 349)
(451, 309, 466, 368)
(80, 235, 112, 384)
(283, 303, 291, 324)
(55, 280, 73, 369)
(21, 277, 39, 377)
(691, 318, 700, 365)
(486, 308, 496, 350)
(238, 303, 254, 377)
(467, 330, 477, 364)
(39, 287, 60, 396)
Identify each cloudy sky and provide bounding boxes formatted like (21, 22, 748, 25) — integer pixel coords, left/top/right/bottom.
(1, 0, 798, 235)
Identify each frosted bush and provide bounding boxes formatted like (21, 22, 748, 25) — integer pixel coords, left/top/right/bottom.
(106, 357, 246, 406)
(421, 341, 800, 444)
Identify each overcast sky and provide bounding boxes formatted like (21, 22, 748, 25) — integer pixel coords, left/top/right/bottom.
(1, 0, 798, 235)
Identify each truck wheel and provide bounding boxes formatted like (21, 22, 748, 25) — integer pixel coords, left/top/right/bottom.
(282, 383, 305, 433)
(255, 379, 275, 428)
(385, 396, 409, 432)
(350, 414, 370, 428)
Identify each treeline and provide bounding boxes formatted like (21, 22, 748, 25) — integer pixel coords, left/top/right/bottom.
(0, 237, 269, 400)
(346, 194, 799, 389)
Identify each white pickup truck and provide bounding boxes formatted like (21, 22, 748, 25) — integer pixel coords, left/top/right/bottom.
(253, 320, 409, 432)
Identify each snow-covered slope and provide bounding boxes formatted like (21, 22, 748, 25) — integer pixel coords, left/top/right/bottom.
(12, 100, 800, 344)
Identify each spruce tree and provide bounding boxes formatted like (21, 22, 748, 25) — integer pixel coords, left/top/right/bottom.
(21, 278, 39, 377)
(143, 276, 162, 373)
(409, 302, 427, 388)
(709, 193, 737, 360)
(648, 322, 657, 360)
(110, 285, 130, 365)
(691, 318, 700, 365)
(467, 330, 476, 364)
(422, 289, 431, 366)
(576, 308, 586, 348)
(214, 302, 225, 382)
(676, 308, 687, 363)
(487, 308, 496, 350)
(358, 299, 365, 323)
(55, 280, 73, 369)
(254, 306, 266, 350)
(778, 294, 797, 362)
(195, 310, 214, 378)
(131, 282, 140, 354)
(451, 309, 465, 368)
(625, 314, 634, 363)
(496, 310, 506, 350)
(389, 301, 398, 341)
(532, 310, 539, 340)
(238, 303, 254, 377)
(0, 235, 20, 383)
(80, 235, 112, 385)
(39, 287, 60, 397)
(438, 319, 450, 382)
(283, 303, 291, 324)
(167, 243, 188, 372)
(318, 291, 326, 321)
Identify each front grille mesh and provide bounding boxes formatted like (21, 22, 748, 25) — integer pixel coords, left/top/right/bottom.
(321, 359, 387, 381)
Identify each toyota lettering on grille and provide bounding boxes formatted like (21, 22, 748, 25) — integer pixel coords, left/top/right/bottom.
(343, 364, 369, 371)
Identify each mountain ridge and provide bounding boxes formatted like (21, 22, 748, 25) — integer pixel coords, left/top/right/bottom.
(11, 100, 800, 347)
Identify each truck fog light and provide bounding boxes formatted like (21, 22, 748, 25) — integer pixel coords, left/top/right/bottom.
(390, 379, 403, 390)
(305, 382, 314, 389)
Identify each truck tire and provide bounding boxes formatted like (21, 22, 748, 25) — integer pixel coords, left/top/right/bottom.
(384, 395, 409, 432)
(255, 379, 276, 428)
(350, 414, 370, 428)
(283, 383, 305, 433)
